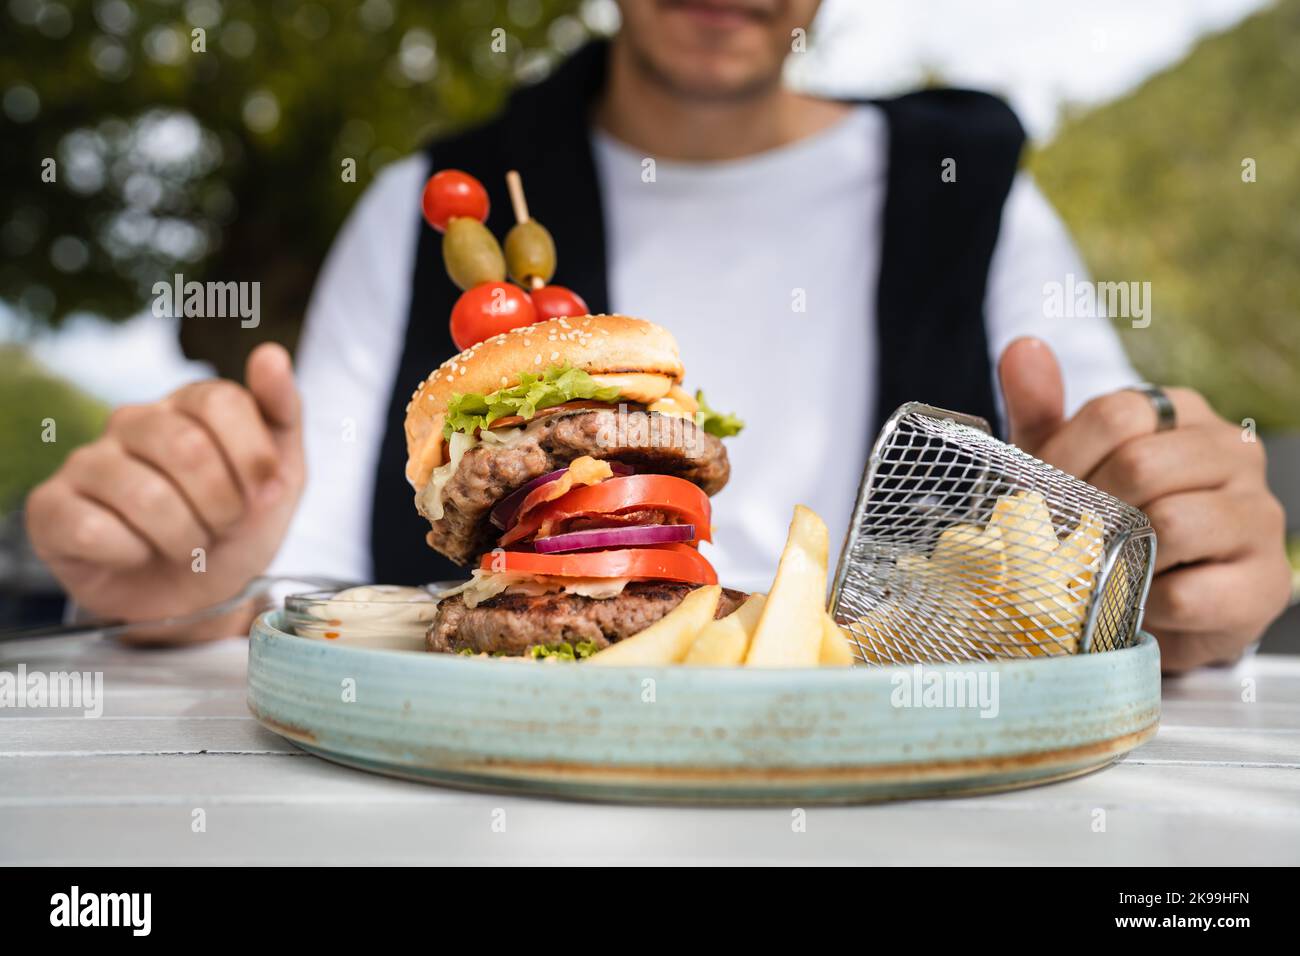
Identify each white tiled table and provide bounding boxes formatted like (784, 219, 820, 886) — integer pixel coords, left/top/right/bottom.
(2, 634, 1297, 865)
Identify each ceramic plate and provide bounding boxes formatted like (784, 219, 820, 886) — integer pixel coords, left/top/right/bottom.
(248, 610, 1159, 804)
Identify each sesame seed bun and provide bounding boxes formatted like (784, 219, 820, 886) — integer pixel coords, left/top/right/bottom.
(403, 315, 684, 487)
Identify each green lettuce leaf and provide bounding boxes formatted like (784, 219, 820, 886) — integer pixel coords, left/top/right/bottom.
(694, 389, 744, 437)
(527, 641, 600, 661)
(444, 364, 622, 438)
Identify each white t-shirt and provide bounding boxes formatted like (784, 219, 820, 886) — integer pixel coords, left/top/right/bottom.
(271, 104, 1136, 589)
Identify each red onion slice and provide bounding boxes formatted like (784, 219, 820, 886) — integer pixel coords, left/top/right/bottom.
(489, 462, 633, 530)
(533, 523, 696, 554)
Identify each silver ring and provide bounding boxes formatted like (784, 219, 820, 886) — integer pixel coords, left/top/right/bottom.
(1130, 383, 1176, 432)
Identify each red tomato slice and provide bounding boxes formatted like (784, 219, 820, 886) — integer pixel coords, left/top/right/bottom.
(480, 543, 717, 585)
(499, 474, 712, 547)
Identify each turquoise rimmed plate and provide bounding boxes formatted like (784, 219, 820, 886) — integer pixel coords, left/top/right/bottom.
(247, 610, 1160, 804)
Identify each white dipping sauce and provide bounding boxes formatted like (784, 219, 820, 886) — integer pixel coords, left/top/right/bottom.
(295, 585, 437, 652)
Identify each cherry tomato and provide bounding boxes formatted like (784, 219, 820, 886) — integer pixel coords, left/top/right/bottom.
(450, 282, 536, 351)
(421, 170, 489, 233)
(530, 285, 589, 322)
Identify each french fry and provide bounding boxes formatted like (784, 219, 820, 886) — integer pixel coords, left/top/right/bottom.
(897, 553, 930, 575)
(846, 495, 1105, 662)
(684, 593, 767, 666)
(989, 490, 1058, 564)
(587, 585, 721, 666)
(1000, 602, 1082, 655)
(1060, 511, 1105, 595)
(1060, 512, 1112, 651)
(819, 613, 856, 666)
(932, 523, 1006, 601)
(989, 510, 1106, 656)
(745, 505, 829, 667)
(851, 603, 912, 664)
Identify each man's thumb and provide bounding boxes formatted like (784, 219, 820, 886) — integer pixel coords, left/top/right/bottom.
(999, 336, 1064, 454)
(245, 342, 301, 436)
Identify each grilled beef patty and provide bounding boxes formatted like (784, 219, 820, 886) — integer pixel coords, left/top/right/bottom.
(418, 408, 730, 565)
(427, 582, 748, 656)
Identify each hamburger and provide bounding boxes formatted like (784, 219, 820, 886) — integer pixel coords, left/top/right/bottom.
(403, 314, 745, 658)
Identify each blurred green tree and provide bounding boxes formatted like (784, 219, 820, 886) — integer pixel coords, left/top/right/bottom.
(1031, 0, 1300, 430)
(0, 347, 108, 513)
(1, 0, 595, 377)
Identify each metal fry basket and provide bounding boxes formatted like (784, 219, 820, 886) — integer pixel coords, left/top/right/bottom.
(830, 403, 1157, 665)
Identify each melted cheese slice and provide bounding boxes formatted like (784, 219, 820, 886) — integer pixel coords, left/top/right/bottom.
(648, 385, 700, 419)
(589, 372, 674, 404)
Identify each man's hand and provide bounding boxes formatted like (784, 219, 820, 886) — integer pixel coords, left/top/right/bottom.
(999, 337, 1291, 673)
(25, 343, 306, 640)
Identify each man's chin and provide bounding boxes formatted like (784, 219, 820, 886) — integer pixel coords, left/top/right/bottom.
(629, 44, 784, 103)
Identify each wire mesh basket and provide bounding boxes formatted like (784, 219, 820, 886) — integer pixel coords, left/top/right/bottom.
(830, 403, 1157, 665)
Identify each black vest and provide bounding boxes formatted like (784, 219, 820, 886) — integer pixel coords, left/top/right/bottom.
(370, 42, 1024, 584)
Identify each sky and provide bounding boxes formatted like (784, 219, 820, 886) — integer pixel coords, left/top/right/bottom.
(2, 0, 1274, 405)
(797, 0, 1272, 138)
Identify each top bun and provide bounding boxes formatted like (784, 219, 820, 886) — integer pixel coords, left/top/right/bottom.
(403, 315, 684, 487)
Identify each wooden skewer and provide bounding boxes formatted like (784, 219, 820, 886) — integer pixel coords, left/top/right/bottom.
(505, 170, 530, 224)
(505, 170, 545, 289)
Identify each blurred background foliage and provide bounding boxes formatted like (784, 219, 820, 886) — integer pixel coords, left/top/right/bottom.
(1, 0, 596, 378)
(0, 347, 107, 513)
(1031, 0, 1300, 431)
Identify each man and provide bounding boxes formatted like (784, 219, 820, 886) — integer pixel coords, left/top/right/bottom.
(24, 1, 1290, 671)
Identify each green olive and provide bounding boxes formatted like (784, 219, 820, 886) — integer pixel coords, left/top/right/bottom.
(442, 217, 506, 290)
(504, 219, 556, 287)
